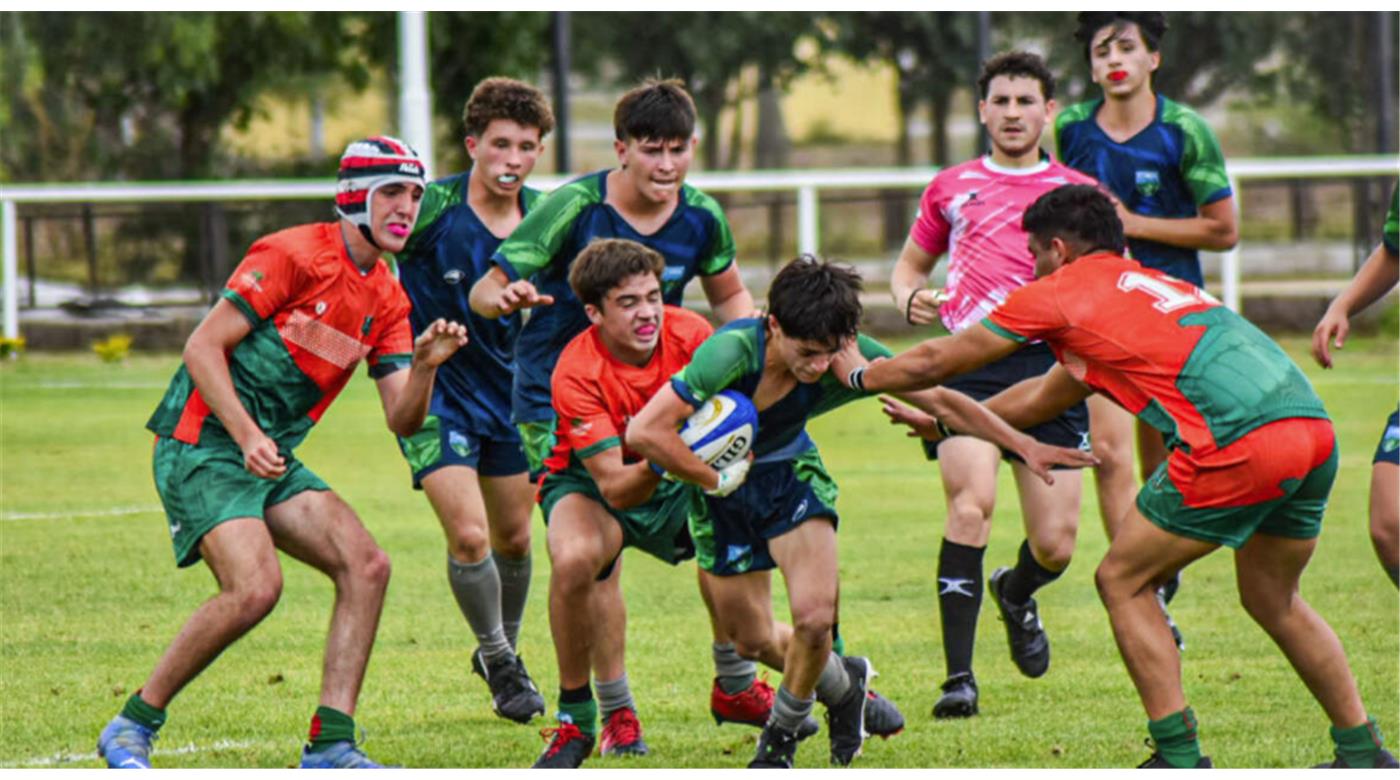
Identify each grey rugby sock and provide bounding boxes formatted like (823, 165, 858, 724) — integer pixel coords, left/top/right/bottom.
(770, 685, 815, 734)
(596, 673, 635, 718)
(713, 642, 758, 694)
(494, 551, 532, 650)
(813, 651, 851, 706)
(447, 554, 512, 664)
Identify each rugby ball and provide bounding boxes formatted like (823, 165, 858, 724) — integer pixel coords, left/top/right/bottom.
(679, 390, 757, 470)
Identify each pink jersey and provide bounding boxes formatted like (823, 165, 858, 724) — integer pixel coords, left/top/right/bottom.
(909, 156, 1098, 332)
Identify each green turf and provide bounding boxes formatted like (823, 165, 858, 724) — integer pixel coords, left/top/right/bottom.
(1, 334, 1395, 768)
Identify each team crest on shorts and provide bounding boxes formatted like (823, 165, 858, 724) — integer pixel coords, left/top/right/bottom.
(1135, 170, 1162, 197)
(449, 430, 472, 458)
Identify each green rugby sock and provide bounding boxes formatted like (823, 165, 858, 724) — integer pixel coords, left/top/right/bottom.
(308, 706, 355, 750)
(1331, 716, 1383, 768)
(558, 685, 598, 738)
(120, 691, 166, 732)
(1147, 707, 1203, 768)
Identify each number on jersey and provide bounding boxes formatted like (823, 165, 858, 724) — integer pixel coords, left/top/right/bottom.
(1116, 271, 1217, 313)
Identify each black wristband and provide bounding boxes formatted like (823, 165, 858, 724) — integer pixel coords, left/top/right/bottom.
(847, 366, 867, 392)
(905, 289, 922, 325)
(935, 419, 955, 439)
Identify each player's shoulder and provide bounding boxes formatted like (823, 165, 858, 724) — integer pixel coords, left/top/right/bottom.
(557, 326, 605, 375)
(1055, 100, 1098, 131)
(664, 305, 716, 341)
(549, 170, 606, 204)
(251, 223, 338, 270)
(1157, 97, 1216, 137)
(681, 183, 727, 221)
(928, 158, 987, 189)
(1044, 160, 1100, 187)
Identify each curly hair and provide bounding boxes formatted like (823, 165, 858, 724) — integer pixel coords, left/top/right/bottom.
(463, 77, 555, 138)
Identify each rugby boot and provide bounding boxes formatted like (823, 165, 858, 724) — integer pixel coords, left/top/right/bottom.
(472, 648, 547, 724)
(598, 706, 648, 757)
(1314, 748, 1399, 768)
(932, 672, 978, 719)
(1138, 752, 1213, 768)
(864, 689, 905, 738)
(532, 719, 595, 769)
(748, 723, 800, 768)
(97, 714, 156, 769)
(1156, 588, 1186, 652)
(989, 566, 1050, 678)
(710, 677, 820, 739)
(825, 656, 872, 766)
(299, 740, 386, 768)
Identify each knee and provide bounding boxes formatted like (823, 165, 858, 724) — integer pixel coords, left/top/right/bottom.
(494, 524, 532, 559)
(549, 546, 598, 593)
(789, 605, 835, 649)
(448, 522, 491, 563)
(1369, 511, 1399, 551)
(1238, 584, 1294, 628)
(946, 496, 992, 534)
(1093, 560, 1129, 607)
(1031, 532, 1076, 572)
(228, 575, 283, 628)
(354, 545, 392, 592)
(730, 630, 774, 662)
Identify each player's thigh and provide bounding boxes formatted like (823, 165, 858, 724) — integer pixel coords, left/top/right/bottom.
(264, 488, 381, 577)
(479, 470, 535, 551)
(1370, 462, 1399, 544)
(420, 465, 490, 546)
(935, 436, 1002, 542)
(198, 516, 283, 594)
(1098, 505, 1218, 597)
(1233, 532, 1317, 617)
(546, 493, 624, 577)
(768, 518, 839, 618)
(701, 568, 776, 642)
(1088, 394, 1135, 461)
(1010, 459, 1083, 558)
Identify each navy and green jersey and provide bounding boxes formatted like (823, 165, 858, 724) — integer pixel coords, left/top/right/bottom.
(669, 318, 892, 462)
(147, 223, 414, 451)
(492, 169, 736, 424)
(1055, 95, 1232, 287)
(394, 172, 542, 435)
(1383, 181, 1398, 256)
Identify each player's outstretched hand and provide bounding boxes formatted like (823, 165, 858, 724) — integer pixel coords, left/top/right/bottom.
(879, 395, 942, 440)
(1020, 441, 1099, 486)
(239, 430, 286, 479)
(413, 318, 469, 369)
(1310, 306, 1348, 369)
(495, 280, 555, 316)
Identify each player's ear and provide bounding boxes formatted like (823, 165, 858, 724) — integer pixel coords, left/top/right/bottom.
(584, 302, 604, 326)
(465, 135, 478, 160)
(614, 139, 628, 167)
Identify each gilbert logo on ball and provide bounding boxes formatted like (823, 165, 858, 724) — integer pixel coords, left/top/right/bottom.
(679, 390, 757, 470)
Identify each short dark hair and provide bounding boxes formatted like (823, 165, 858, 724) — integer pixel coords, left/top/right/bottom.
(978, 50, 1055, 101)
(463, 77, 555, 138)
(1075, 12, 1168, 62)
(767, 255, 863, 347)
(1022, 185, 1126, 256)
(613, 78, 697, 143)
(569, 238, 666, 309)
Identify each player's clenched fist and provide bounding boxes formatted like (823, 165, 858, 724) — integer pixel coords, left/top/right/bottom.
(412, 318, 469, 369)
(238, 430, 287, 479)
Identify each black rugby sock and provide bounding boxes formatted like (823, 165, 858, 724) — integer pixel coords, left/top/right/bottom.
(1000, 539, 1064, 605)
(937, 538, 984, 677)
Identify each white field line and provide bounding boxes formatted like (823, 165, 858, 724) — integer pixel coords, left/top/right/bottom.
(10, 381, 168, 390)
(2, 737, 270, 767)
(0, 505, 162, 522)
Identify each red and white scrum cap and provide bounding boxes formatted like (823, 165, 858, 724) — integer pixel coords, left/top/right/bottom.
(335, 135, 427, 245)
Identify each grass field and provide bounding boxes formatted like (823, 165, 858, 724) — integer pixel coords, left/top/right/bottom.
(1, 334, 1396, 769)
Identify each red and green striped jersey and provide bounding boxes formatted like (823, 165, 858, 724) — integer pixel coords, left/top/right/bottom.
(984, 252, 1327, 454)
(147, 223, 414, 450)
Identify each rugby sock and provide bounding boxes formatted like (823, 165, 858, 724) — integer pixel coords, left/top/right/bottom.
(1147, 707, 1203, 768)
(1331, 716, 1384, 767)
(558, 684, 598, 737)
(937, 539, 985, 677)
(770, 685, 815, 735)
(494, 551, 532, 650)
(1385, 564, 1398, 588)
(447, 554, 512, 664)
(813, 651, 851, 706)
(713, 642, 758, 695)
(308, 706, 355, 750)
(1000, 539, 1064, 605)
(832, 622, 846, 656)
(595, 673, 635, 718)
(120, 691, 166, 732)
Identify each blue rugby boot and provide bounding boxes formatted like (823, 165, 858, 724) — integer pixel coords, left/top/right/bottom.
(97, 714, 156, 769)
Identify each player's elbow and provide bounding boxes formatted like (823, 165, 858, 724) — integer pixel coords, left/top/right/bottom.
(1208, 220, 1239, 252)
(624, 424, 658, 461)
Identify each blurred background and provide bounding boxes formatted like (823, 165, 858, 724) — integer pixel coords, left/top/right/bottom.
(2, 11, 1397, 346)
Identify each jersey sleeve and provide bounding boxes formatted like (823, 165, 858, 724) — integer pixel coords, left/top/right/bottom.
(908, 179, 951, 257)
(984, 274, 1069, 343)
(367, 284, 414, 379)
(221, 240, 302, 325)
(670, 326, 759, 408)
(1176, 109, 1232, 206)
(810, 333, 896, 417)
(1383, 182, 1398, 256)
(552, 358, 622, 459)
(491, 181, 596, 282)
(691, 191, 737, 276)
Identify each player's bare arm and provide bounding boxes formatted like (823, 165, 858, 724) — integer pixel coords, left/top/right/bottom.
(1114, 194, 1238, 252)
(183, 298, 284, 479)
(700, 264, 757, 322)
(983, 363, 1095, 431)
(1312, 242, 1399, 368)
(375, 318, 469, 437)
(890, 237, 945, 326)
(468, 265, 555, 320)
(626, 384, 717, 488)
(579, 445, 663, 510)
(852, 323, 1021, 394)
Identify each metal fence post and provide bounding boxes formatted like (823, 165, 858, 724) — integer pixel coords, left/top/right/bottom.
(1221, 173, 1241, 312)
(3, 199, 18, 342)
(797, 185, 818, 256)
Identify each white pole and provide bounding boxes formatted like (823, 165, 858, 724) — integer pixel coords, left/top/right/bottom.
(797, 185, 818, 256)
(398, 12, 434, 176)
(1221, 173, 1241, 312)
(2, 199, 17, 343)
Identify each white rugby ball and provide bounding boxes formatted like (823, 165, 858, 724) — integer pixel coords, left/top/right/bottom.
(678, 390, 757, 470)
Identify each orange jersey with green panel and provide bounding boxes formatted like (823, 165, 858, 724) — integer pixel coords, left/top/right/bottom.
(147, 223, 414, 450)
(544, 306, 714, 475)
(984, 252, 1328, 454)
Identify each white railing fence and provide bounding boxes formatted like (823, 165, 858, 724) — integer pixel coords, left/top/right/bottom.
(3, 155, 1397, 340)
